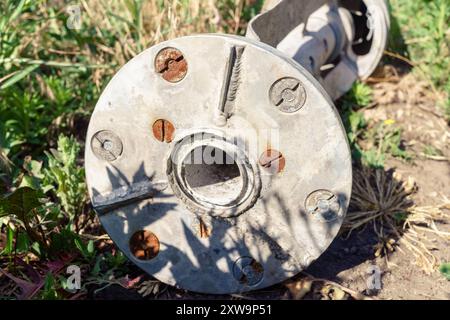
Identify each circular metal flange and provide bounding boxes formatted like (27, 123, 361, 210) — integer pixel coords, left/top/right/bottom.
(85, 34, 352, 294)
(167, 132, 261, 218)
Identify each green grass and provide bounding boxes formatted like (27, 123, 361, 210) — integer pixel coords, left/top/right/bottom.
(389, 0, 450, 120)
(423, 144, 444, 157)
(0, 0, 448, 299)
(340, 82, 411, 169)
(440, 262, 450, 280)
(0, 0, 262, 300)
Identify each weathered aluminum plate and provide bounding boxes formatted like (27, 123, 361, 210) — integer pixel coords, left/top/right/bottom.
(85, 34, 352, 294)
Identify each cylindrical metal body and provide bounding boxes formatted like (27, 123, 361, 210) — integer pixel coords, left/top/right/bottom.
(247, 0, 389, 99)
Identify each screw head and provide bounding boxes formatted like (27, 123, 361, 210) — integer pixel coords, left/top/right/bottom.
(91, 130, 123, 161)
(259, 149, 286, 174)
(154, 47, 188, 83)
(129, 230, 160, 260)
(305, 190, 341, 222)
(233, 257, 264, 286)
(269, 77, 306, 113)
(152, 119, 175, 143)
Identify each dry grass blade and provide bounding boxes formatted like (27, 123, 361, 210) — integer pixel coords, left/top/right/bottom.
(343, 165, 449, 273)
(343, 166, 416, 236)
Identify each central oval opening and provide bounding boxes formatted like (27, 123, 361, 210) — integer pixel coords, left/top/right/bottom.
(182, 146, 243, 206)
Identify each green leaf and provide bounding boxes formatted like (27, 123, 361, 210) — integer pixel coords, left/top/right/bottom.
(74, 237, 96, 261)
(7, 0, 27, 26)
(106, 251, 127, 269)
(0, 187, 41, 220)
(342, 82, 373, 108)
(440, 263, 450, 280)
(74, 237, 86, 256)
(31, 241, 41, 257)
(23, 159, 44, 178)
(48, 227, 77, 255)
(349, 111, 365, 134)
(18, 175, 41, 190)
(362, 149, 385, 168)
(91, 256, 102, 276)
(16, 232, 30, 253)
(87, 240, 94, 254)
(42, 135, 86, 219)
(41, 273, 59, 300)
(0, 0, 26, 31)
(1, 225, 14, 255)
(0, 65, 39, 90)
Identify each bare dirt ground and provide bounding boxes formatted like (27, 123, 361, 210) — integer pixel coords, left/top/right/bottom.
(307, 65, 450, 300)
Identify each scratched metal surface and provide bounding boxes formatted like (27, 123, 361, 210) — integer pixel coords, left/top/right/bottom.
(84, 34, 352, 294)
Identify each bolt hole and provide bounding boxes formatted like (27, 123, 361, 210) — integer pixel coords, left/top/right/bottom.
(233, 257, 264, 286)
(129, 230, 160, 260)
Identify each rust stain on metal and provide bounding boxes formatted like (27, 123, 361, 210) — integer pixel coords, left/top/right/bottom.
(129, 230, 160, 260)
(199, 218, 211, 238)
(259, 149, 286, 173)
(155, 47, 188, 83)
(238, 258, 264, 285)
(250, 259, 264, 274)
(152, 119, 175, 143)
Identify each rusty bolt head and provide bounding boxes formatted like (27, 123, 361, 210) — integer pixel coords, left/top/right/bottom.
(154, 47, 188, 83)
(129, 230, 160, 260)
(91, 130, 123, 161)
(152, 119, 175, 143)
(233, 257, 264, 286)
(259, 149, 286, 174)
(305, 190, 341, 222)
(269, 77, 306, 113)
